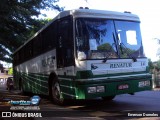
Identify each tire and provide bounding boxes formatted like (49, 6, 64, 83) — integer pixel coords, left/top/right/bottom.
(19, 79, 25, 95)
(102, 95, 115, 101)
(9, 86, 14, 91)
(50, 81, 64, 105)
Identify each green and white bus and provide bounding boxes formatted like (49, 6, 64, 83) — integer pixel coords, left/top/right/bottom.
(13, 8, 152, 104)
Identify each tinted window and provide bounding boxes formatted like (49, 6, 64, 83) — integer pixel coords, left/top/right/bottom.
(57, 17, 74, 67)
(42, 23, 57, 52)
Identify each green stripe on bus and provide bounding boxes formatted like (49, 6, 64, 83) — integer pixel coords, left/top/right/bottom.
(14, 71, 78, 99)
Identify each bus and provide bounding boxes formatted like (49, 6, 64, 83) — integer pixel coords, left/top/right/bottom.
(13, 8, 152, 105)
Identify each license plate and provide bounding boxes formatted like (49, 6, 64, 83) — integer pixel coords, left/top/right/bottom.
(118, 84, 129, 90)
(138, 81, 150, 87)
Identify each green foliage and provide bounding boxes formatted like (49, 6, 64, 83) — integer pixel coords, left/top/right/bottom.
(156, 59, 160, 70)
(8, 67, 13, 75)
(97, 43, 114, 51)
(0, 0, 63, 63)
(119, 45, 136, 58)
(148, 58, 154, 70)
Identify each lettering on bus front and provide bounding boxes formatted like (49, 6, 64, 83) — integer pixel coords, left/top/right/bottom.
(42, 56, 55, 68)
(110, 63, 132, 68)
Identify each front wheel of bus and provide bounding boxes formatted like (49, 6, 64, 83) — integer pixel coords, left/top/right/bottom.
(102, 95, 115, 101)
(51, 81, 64, 105)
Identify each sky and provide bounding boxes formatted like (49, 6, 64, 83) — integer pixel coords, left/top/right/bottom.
(42, 0, 160, 62)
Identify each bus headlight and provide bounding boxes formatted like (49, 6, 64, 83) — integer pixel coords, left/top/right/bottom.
(87, 86, 105, 93)
(87, 87, 96, 93)
(97, 86, 105, 93)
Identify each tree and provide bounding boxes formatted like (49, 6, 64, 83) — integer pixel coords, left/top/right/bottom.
(0, 0, 63, 63)
(8, 67, 13, 75)
(148, 58, 154, 71)
(156, 59, 160, 71)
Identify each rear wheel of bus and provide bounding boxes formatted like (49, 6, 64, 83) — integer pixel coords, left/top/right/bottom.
(19, 78, 23, 92)
(19, 78, 26, 95)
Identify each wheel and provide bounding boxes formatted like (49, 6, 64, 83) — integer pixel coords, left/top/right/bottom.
(19, 79, 25, 95)
(8, 86, 11, 91)
(20, 84, 24, 94)
(9, 86, 14, 91)
(19, 79, 22, 91)
(102, 95, 115, 101)
(51, 81, 64, 105)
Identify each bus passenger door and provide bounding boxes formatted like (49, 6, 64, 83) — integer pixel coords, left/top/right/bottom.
(57, 17, 74, 69)
(57, 34, 64, 68)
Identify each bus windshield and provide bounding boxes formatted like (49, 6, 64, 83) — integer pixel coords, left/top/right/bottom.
(76, 18, 145, 60)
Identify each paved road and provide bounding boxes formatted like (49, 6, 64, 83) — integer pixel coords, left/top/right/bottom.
(0, 82, 160, 120)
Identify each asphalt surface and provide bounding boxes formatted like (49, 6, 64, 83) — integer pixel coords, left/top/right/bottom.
(0, 81, 160, 120)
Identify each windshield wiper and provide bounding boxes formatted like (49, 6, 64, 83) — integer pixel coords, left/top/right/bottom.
(112, 21, 137, 62)
(103, 33, 119, 63)
(114, 29, 137, 62)
(120, 43, 137, 62)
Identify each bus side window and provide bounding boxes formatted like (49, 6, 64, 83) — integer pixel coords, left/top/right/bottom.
(24, 41, 33, 60)
(41, 22, 56, 53)
(33, 35, 42, 56)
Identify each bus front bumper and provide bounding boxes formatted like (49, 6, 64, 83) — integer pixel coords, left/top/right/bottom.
(75, 78, 152, 99)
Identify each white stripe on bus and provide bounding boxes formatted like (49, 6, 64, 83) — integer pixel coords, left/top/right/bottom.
(59, 77, 72, 81)
(61, 92, 78, 98)
(77, 73, 150, 81)
(22, 73, 48, 83)
(60, 84, 76, 89)
(23, 76, 48, 89)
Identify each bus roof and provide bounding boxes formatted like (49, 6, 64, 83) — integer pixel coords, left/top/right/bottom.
(14, 9, 140, 54)
(56, 9, 139, 21)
